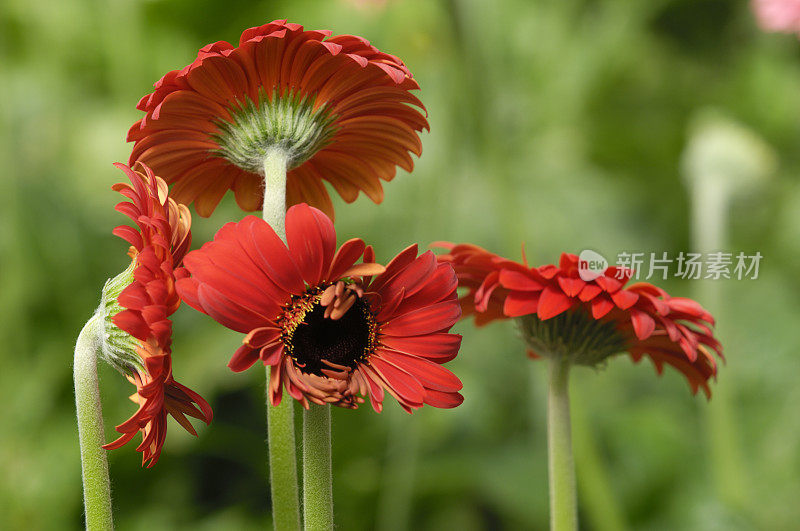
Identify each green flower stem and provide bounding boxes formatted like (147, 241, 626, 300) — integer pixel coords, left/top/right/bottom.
(262, 149, 301, 531)
(375, 408, 418, 531)
(268, 396, 301, 531)
(572, 392, 627, 531)
(263, 147, 289, 239)
(691, 179, 748, 509)
(303, 404, 334, 531)
(547, 358, 577, 531)
(74, 311, 114, 530)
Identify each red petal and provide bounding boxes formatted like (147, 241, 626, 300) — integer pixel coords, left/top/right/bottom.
(611, 289, 639, 310)
(117, 282, 150, 311)
(380, 333, 461, 362)
(557, 276, 585, 297)
(590, 296, 614, 319)
(537, 286, 572, 320)
(367, 357, 425, 406)
(423, 389, 464, 409)
(197, 283, 269, 333)
(503, 291, 540, 317)
(369, 244, 419, 292)
(393, 263, 458, 316)
(595, 275, 623, 293)
(377, 349, 462, 392)
(286, 203, 336, 286)
(327, 238, 366, 281)
(239, 216, 305, 295)
(113, 225, 143, 250)
(112, 310, 150, 341)
(499, 269, 543, 291)
(184, 250, 281, 317)
(228, 345, 260, 372)
(630, 309, 656, 340)
(578, 284, 602, 302)
(175, 277, 203, 313)
(260, 343, 284, 366)
(375, 251, 437, 301)
(381, 300, 461, 337)
(243, 326, 282, 348)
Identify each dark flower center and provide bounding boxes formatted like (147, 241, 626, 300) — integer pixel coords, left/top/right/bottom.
(516, 309, 628, 367)
(286, 296, 375, 377)
(212, 89, 338, 173)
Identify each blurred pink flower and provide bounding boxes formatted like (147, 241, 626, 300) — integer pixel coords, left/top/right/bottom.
(752, 0, 800, 34)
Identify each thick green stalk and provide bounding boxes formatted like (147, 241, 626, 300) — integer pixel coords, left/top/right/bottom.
(263, 149, 301, 531)
(547, 359, 577, 531)
(263, 147, 289, 238)
(303, 404, 334, 531)
(74, 312, 114, 530)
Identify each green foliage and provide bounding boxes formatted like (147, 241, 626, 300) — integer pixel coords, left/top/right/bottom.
(2, 0, 799, 528)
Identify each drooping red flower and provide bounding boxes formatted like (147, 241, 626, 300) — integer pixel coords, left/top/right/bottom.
(437, 244, 723, 398)
(176, 204, 463, 412)
(128, 20, 428, 219)
(101, 163, 212, 467)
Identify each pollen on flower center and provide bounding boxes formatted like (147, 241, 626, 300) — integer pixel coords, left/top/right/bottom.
(212, 89, 338, 173)
(516, 309, 628, 367)
(282, 287, 376, 377)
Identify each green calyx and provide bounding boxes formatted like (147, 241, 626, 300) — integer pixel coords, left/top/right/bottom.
(97, 260, 142, 375)
(212, 89, 338, 173)
(516, 309, 628, 367)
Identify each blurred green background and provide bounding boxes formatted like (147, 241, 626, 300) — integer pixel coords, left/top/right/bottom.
(2, 0, 800, 529)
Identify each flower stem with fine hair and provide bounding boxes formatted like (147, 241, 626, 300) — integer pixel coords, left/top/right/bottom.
(262, 148, 302, 530)
(74, 311, 114, 530)
(547, 358, 577, 531)
(303, 404, 334, 530)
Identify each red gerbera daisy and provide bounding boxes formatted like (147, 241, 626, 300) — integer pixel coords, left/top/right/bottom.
(128, 20, 428, 219)
(437, 244, 723, 397)
(175, 204, 463, 412)
(101, 163, 212, 467)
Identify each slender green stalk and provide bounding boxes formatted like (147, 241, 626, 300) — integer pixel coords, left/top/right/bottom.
(74, 312, 114, 530)
(262, 149, 301, 531)
(375, 408, 418, 531)
(572, 393, 627, 531)
(691, 178, 747, 509)
(682, 113, 774, 512)
(303, 404, 334, 531)
(547, 359, 577, 531)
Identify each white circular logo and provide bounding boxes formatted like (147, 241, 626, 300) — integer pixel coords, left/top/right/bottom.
(578, 250, 608, 281)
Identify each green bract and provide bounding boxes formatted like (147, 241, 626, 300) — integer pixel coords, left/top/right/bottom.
(98, 260, 142, 375)
(516, 310, 627, 367)
(213, 89, 338, 173)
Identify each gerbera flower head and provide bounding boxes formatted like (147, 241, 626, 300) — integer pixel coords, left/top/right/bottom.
(437, 244, 723, 398)
(176, 203, 463, 413)
(99, 162, 212, 467)
(128, 20, 428, 218)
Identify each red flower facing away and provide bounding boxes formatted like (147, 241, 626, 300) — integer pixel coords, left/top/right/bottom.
(101, 163, 212, 467)
(128, 20, 428, 218)
(437, 244, 723, 398)
(176, 204, 463, 413)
